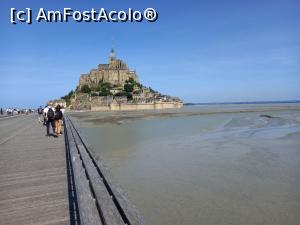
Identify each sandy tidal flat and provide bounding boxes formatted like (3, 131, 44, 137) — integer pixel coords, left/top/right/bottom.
(70, 104, 300, 225)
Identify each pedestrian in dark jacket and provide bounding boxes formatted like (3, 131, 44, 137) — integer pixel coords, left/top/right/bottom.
(45, 106, 56, 137)
(54, 105, 63, 136)
(37, 106, 43, 123)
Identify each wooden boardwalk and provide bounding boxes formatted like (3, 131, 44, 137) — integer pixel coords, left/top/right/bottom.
(0, 115, 70, 225)
(0, 114, 146, 225)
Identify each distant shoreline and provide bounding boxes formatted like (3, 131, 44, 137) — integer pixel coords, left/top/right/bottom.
(184, 100, 300, 106)
(69, 103, 300, 125)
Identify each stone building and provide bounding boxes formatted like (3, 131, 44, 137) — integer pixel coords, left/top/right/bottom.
(79, 49, 139, 89)
(47, 99, 67, 108)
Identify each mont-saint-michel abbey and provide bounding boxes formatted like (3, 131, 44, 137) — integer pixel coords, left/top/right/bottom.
(50, 49, 183, 111)
(79, 49, 139, 88)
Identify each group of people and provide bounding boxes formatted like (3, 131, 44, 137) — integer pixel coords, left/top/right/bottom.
(0, 108, 34, 116)
(37, 105, 64, 137)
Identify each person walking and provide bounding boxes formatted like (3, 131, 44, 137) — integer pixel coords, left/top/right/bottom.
(45, 106, 56, 137)
(54, 105, 63, 136)
(37, 106, 43, 123)
(43, 105, 48, 126)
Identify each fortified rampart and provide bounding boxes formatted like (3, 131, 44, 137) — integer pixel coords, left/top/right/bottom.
(91, 102, 183, 111)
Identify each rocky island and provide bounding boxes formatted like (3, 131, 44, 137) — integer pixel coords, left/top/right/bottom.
(49, 49, 182, 111)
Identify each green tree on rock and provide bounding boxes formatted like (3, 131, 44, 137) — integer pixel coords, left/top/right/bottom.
(124, 83, 134, 92)
(81, 84, 91, 93)
(61, 90, 74, 107)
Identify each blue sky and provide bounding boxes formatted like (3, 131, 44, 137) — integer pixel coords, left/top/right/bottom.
(0, 0, 299, 108)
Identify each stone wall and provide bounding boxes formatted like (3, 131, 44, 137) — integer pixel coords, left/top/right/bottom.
(71, 93, 91, 110)
(154, 102, 182, 109)
(90, 96, 113, 106)
(47, 99, 67, 108)
(72, 93, 182, 111)
(91, 106, 111, 111)
(106, 102, 183, 111)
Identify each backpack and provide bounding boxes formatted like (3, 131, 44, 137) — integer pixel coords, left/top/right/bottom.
(55, 110, 63, 120)
(47, 108, 54, 119)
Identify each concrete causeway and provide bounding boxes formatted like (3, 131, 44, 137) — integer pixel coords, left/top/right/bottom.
(0, 115, 70, 225)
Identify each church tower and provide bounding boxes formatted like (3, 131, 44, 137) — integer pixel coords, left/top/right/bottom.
(109, 48, 116, 62)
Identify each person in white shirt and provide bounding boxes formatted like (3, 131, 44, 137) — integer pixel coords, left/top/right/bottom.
(43, 106, 48, 125)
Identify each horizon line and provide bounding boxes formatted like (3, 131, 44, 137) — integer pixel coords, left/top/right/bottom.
(184, 100, 300, 105)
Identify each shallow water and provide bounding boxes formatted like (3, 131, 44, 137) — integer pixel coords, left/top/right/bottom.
(72, 108, 300, 225)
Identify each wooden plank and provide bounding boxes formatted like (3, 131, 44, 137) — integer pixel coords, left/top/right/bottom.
(67, 116, 147, 225)
(71, 154, 102, 225)
(92, 155, 147, 225)
(77, 143, 125, 225)
(67, 117, 125, 225)
(65, 121, 102, 225)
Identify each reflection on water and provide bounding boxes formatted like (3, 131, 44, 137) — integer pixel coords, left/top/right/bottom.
(75, 110, 300, 225)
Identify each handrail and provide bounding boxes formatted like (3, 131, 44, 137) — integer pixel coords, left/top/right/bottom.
(64, 115, 147, 225)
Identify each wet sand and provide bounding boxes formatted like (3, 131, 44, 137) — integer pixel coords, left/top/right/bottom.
(69, 104, 300, 225)
(69, 103, 300, 125)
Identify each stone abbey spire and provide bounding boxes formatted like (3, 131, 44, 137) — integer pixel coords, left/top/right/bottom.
(110, 48, 116, 61)
(108, 48, 128, 70)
